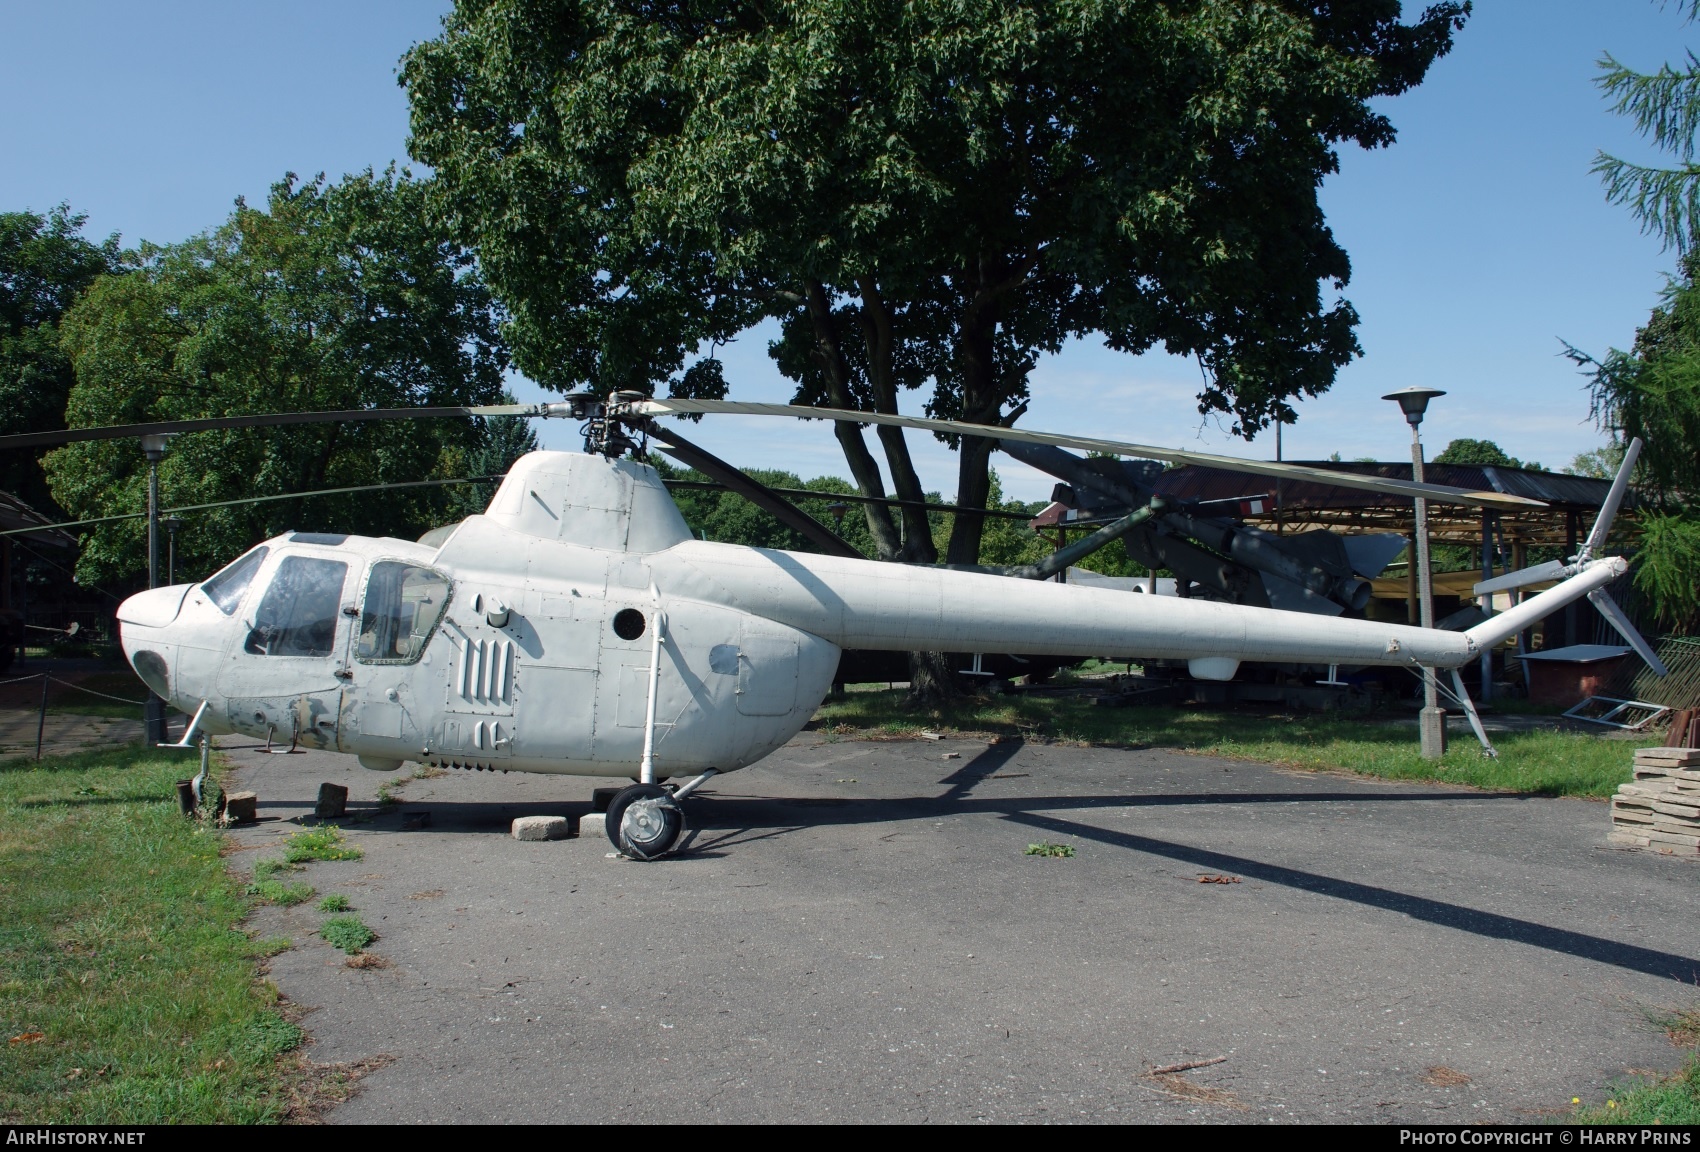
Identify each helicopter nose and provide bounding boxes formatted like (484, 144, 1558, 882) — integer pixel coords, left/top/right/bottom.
(117, 585, 190, 630)
(117, 586, 191, 702)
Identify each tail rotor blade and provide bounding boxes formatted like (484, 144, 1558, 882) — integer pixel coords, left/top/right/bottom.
(1577, 438, 1642, 562)
(1586, 588, 1668, 676)
(1473, 559, 1570, 597)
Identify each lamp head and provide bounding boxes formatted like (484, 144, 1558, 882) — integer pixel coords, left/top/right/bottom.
(139, 432, 178, 461)
(1382, 387, 1446, 427)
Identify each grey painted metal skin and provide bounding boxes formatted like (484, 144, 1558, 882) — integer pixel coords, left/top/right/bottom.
(116, 450, 1625, 782)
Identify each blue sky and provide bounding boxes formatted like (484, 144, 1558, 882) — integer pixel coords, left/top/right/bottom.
(1, 1, 1687, 500)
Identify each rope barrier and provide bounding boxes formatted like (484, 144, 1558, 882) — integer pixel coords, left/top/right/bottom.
(1, 672, 147, 704)
(47, 677, 145, 705)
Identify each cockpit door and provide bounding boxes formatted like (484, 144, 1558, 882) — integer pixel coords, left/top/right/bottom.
(217, 552, 352, 748)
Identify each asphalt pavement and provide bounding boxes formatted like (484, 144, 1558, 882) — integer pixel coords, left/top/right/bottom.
(222, 732, 1700, 1124)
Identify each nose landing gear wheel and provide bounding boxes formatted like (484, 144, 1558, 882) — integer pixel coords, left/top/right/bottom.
(605, 782, 685, 860)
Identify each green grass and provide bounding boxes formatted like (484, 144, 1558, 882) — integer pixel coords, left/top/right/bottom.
(0, 746, 306, 1122)
(815, 689, 1653, 797)
(319, 917, 376, 956)
(317, 894, 351, 913)
(1576, 1057, 1700, 1124)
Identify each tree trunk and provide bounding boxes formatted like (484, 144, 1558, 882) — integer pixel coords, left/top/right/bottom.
(804, 279, 903, 560)
(857, 275, 937, 564)
(906, 649, 962, 708)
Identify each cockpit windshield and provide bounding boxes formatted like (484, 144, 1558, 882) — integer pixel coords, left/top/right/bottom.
(200, 546, 268, 615)
(243, 555, 348, 657)
(357, 561, 450, 664)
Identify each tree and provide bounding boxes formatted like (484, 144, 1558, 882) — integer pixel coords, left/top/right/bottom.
(0, 206, 118, 513)
(1568, 254, 1700, 631)
(47, 171, 511, 587)
(1594, 1, 1700, 252)
(403, 0, 1468, 570)
(1432, 438, 1541, 471)
(453, 402, 541, 517)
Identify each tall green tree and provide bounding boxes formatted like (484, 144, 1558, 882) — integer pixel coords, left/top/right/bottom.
(0, 207, 118, 513)
(47, 171, 511, 587)
(1569, 254, 1700, 631)
(1595, 1, 1700, 252)
(403, 0, 1468, 569)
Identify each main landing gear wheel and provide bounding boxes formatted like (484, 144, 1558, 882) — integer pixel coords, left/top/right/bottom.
(606, 782, 685, 861)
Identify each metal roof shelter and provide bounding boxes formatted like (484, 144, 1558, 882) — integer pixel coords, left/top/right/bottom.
(1150, 460, 1617, 550)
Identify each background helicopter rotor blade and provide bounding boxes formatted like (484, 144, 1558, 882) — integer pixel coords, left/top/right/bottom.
(0, 404, 561, 451)
(645, 426, 865, 560)
(629, 399, 1546, 511)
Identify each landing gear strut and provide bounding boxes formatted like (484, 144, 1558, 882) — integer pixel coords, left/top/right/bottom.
(605, 769, 717, 861)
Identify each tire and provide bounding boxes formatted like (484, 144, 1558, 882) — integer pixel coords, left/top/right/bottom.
(605, 783, 684, 860)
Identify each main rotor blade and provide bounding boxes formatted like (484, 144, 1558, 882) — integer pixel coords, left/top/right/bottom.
(0, 404, 552, 451)
(1587, 588, 1669, 676)
(630, 399, 1545, 511)
(1577, 437, 1643, 563)
(645, 426, 866, 560)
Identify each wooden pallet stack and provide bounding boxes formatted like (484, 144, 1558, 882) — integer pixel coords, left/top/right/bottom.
(1610, 747, 1700, 853)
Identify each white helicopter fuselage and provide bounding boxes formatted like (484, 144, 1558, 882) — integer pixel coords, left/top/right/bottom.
(116, 450, 1624, 781)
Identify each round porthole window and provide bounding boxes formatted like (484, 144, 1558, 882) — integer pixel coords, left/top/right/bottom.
(613, 608, 646, 641)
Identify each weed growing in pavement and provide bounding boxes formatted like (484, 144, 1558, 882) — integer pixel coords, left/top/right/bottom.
(317, 894, 351, 913)
(248, 878, 315, 906)
(320, 916, 376, 955)
(1025, 842, 1075, 858)
(282, 825, 362, 864)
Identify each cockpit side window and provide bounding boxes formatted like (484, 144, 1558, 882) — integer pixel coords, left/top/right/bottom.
(201, 546, 268, 615)
(243, 556, 348, 657)
(355, 561, 450, 665)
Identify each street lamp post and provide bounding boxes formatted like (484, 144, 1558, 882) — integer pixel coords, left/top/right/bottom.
(161, 516, 183, 586)
(140, 433, 175, 744)
(1383, 388, 1447, 760)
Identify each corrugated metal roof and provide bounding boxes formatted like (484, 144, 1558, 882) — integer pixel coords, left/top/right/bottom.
(0, 491, 75, 549)
(1152, 461, 1615, 512)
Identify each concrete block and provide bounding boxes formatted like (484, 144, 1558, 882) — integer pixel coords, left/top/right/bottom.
(578, 811, 605, 839)
(512, 815, 570, 842)
(316, 782, 348, 819)
(224, 790, 258, 824)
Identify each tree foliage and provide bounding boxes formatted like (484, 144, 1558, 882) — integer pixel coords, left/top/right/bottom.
(1432, 437, 1541, 471)
(403, 0, 1467, 567)
(0, 206, 118, 514)
(1595, 1, 1700, 252)
(46, 171, 511, 588)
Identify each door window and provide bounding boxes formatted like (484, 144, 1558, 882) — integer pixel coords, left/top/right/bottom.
(243, 556, 348, 657)
(355, 561, 450, 665)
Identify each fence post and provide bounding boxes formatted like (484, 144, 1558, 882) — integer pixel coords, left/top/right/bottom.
(35, 673, 48, 761)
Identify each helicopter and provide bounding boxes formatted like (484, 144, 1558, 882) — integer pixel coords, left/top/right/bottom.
(78, 391, 1653, 861)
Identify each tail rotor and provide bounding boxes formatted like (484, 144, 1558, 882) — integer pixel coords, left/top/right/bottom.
(1471, 438, 1666, 676)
